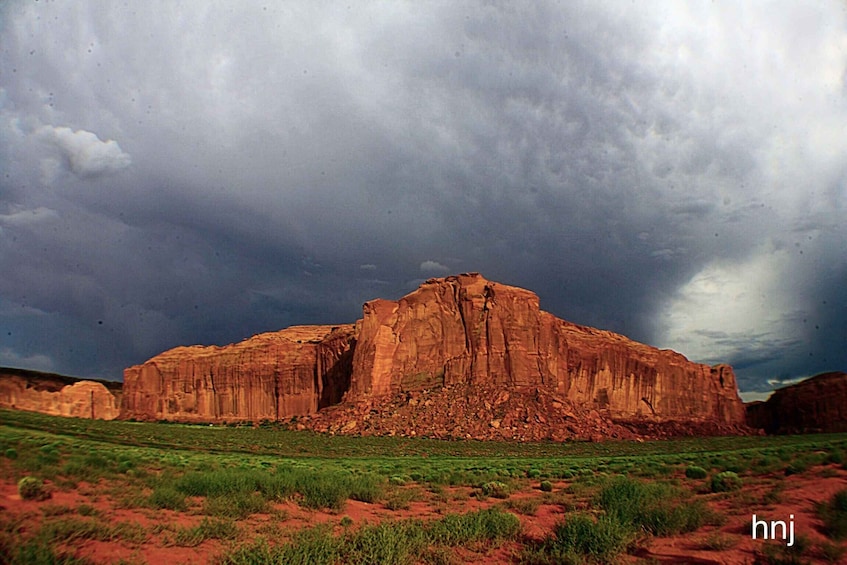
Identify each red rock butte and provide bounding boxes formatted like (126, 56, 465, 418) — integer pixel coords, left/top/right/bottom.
(121, 273, 747, 439)
(746, 371, 847, 434)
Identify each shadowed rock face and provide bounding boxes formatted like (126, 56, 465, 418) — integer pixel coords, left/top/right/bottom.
(120, 273, 746, 433)
(746, 372, 847, 434)
(0, 368, 121, 420)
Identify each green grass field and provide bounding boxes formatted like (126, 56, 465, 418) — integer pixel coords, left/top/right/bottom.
(1, 408, 846, 564)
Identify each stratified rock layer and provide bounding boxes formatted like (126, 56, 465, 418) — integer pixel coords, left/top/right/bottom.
(121, 325, 355, 422)
(120, 273, 746, 436)
(746, 372, 847, 434)
(0, 368, 121, 420)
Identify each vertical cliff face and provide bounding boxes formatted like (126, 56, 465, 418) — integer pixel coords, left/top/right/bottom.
(349, 273, 745, 424)
(121, 325, 355, 422)
(746, 372, 847, 434)
(349, 273, 554, 396)
(0, 371, 121, 420)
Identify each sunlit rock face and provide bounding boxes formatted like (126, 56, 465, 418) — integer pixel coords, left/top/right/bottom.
(349, 273, 745, 424)
(0, 371, 121, 420)
(120, 273, 746, 434)
(746, 372, 847, 434)
(120, 325, 355, 422)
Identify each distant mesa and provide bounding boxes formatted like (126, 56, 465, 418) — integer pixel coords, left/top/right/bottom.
(746, 372, 847, 434)
(0, 367, 121, 420)
(120, 273, 749, 440)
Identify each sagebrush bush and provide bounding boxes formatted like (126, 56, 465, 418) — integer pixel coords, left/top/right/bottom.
(540, 480, 553, 492)
(710, 471, 742, 493)
(17, 476, 49, 500)
(481, 481, 510, 499)
(685, 466, 708, 479)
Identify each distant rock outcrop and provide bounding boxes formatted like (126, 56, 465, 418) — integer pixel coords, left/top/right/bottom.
(121, 325, 355, 422)
(0, 367, 121, 420)
(120, 273, 747, 439)
(746, 372, 847, 434)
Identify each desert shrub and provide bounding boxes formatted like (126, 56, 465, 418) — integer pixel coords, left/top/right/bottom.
(148, 486, 187, 511)
(9, 537, 89, 565)
(347, 473, 384, 503)
(818, 488, 847, 540)
(384, 489, 415, 511)
(527, 468, 542, 479)
(39, 516, 111, 543)
(560, 469, 576, 480)
(17, 476, 49, 501)
(755, 456, 780, 470)
(218, 508, 518, 565)
(296, 472, 349, 511)
(481, 481, 510, 499)
(388, 476, 407, 486)
(685, 466, 708, 480)
(826, 449, 845, 465)
(711, 471, 742, 493)
(173, 517, 238, 547)
(117, 460, 134, 474)
(38, 444, 60, 461)
(221, 528, 342, 565)
(699, 532, 738, 551)
(427, 507, 520, 545)
(784, 462, 807, 476)
(203, 492, 267, 519)
(596, 476, 708, 536)
(5, 448, 17, 460)
(507, 497, 541, 516)
(755, 540, 810, 565)
(343, 521, 427, 564)
(526, 512, 633, 564)
(540, 480, 553, 492)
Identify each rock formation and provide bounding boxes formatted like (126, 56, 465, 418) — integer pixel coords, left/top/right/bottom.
(746, 372, 847, 434)
(121, 325, 355, 422)
(349, 273, 744, 424)
(0, 367, 121, 420)
(120, 273, 747, 438)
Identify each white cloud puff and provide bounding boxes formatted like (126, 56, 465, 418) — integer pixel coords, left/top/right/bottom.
(420, 260, 450, 274)
(37, 126, 131, 179)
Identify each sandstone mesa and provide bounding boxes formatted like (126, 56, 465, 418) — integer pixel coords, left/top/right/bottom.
(120, 273, 748, 440)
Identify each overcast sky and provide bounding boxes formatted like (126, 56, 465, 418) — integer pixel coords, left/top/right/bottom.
(1, 1, 845, 398)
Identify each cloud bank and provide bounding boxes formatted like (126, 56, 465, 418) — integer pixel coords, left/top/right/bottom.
(0, 1, 844, 393)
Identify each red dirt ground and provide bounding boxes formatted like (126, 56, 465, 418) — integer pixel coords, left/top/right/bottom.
(2, 469, 846, 564)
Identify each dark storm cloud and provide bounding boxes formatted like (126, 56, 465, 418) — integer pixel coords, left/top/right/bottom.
(0, 1, 845, 393)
